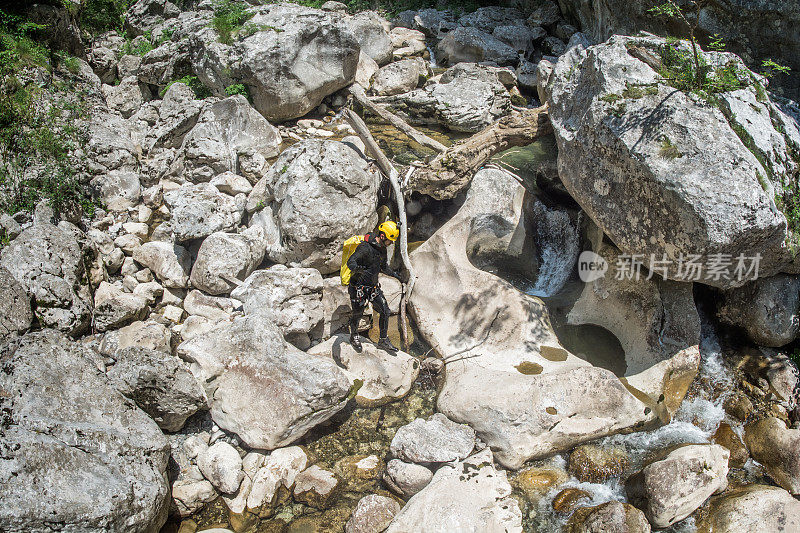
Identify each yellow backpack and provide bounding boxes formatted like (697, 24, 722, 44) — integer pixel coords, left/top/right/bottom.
(340, 234, 367, 285)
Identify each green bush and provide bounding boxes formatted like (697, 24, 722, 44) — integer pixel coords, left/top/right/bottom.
(224, 83, 248, 97)
(80, 0, 132, 35)
(160, 74, 212, 98)
(212, 0, 253, 44)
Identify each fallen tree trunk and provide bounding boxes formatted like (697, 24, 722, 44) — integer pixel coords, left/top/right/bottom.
(342, 108, 416, 349)
(408, 105, 552, 200)
(346, 84, 448, 153)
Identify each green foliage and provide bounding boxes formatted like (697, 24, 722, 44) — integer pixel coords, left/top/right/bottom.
(0, 10, 97, 217)
(622, 82, 658, 99)
(708, 34, 726, 52)
(212, 0, 254, 44)
(762, 59, 791, 79)
(160, 75, 211, 98)
(656, 41, 748, 98)
(240, 22, 284, 38)
(224, 83, 249, 99)
(123, 31, 154, 56)
(599, 93, 621, 103)
(658, 137, 682, 159)
(647, 2, 680, 17)
(80, 0, 133, 35)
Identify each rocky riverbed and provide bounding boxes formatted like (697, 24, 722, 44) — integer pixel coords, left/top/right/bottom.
(2, 1, 800, 532)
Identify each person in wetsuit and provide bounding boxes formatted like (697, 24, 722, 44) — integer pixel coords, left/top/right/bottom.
(347, 220, 402, 352)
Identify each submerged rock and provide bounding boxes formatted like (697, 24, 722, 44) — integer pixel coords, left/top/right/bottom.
(568, 444, 629, 483)
(384, 449, 522, 533)
(384, 459, 433, 497)
(565, 501, 650, 533)
(293, 465, 341, 509)
(346, 494, 401, 533)
(0, 330, 170, 532)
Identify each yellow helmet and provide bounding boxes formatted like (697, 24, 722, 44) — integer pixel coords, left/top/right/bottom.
(378, 220, 399, 242)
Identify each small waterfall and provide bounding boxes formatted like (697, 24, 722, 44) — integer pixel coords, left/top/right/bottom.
(527, 200, 581, 298)
(426, 44, 438, 68)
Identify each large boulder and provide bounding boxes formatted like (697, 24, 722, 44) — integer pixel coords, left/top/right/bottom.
(191, 4, 359, 122)
(0, 223, 91, 336)
(102, 76, 152, 119)
(133, 241, 192, 289)
(385, 449, 522, 533)
(717, 274, 800, 347)
(372, 63, 511, 133)
(698, 484, 800, 532)
(565, 501, 650, 533)
(744, 417, 800, 494)
(547, 34, 797, 288)
(564, 240, 701, 376)
(144, 82, 204, 153)
(344, 11, 393, 66)
(409, 168, 699, 468)
(189, 227, 268, 296)
(85, 113, 141, 212)
(309, 334, 419, 406)
(93, 281, 150, 332)
(164, 183, 245, 242)
(231, 265, 324, 349)
(555, 0, 800, 100)
(106, 346, 207, 432)
(389, 414, 475, 464)
(457, 6, 526, 33)
(247, 140, 380, 274)
(437, 26, 519, 67)
(625, 444, 730, 528)
(176, 310, 351, 449)
(0, 265, 33, 343)
(0, 330, 170, 532)
(125, 0, 180, 37)
(176, 95, 281, 183)
(370, 57, 429, 96)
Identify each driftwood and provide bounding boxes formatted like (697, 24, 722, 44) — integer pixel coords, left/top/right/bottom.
(342, 108, 416, 349)
(408, 105, 552, 200)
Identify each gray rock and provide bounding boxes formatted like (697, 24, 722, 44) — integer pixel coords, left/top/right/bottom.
(626, 444, 729, 528)
(384, 459, 433, 497)
(176, 310, 351, 449)
(528, 1, 561, 28)
(247, 140, 380, 274)
(164, 183, 244, 242)
(385, 449, 521, 533)
(516, 59, 539, 92)
(389, 413, 475, 464)
(554, 0, 800, 100)
(177, 95, 281, 183)
(370, 57, 429, 96)
(542, 35, 567, 56)
(373, 63, 511, 133)
(198, 441, 244, 494)
(230, 265, 323, 349)
(93, 281, 150, 332)
(189, 228, 268, 296)
(566, 241, 701, 376)
(309, 334, 420, 406)
(210, 171, 253, 196)
(547, 35, 791, 288)
(0, 265, 33, 343)
(144, 82, 204, 152)
(183, 290, 236, 321)
(345, 11, 393, 66)
(89, 45, 118, 83)
(410, 9, 455, 39)
(293, 465, 340, 508)
(0, 330, 170, 532)
(355, 49, 380, 88)
(744, 417, 800, 494)
(192, 4, 359, 122)
(117, 54, 141, 78)
(137, 39, 192, 87)
(99, 319, 173, 356)
(389, 27, 427, 60)
(437, 26, 519, 67)
(106, 346, 206, 432)
(409, 168, 698, 468)
(717, 274, 800, 347)
(103, 76, 152, 118)
(698, 484, 800, 532)
(458, 6, 526, 33)
(133, 241, 192, 289)
(0, 223, 91, 335)
(346, 494, 401, 533)
(125, 0, 179, 36)
(493, 24, 545, 56)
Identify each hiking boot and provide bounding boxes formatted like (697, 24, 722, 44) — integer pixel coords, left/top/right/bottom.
(350, 334, 362, 352)
(378, 337, 398, 353)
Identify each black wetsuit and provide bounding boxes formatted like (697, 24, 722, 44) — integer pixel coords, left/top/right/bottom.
(347, 232, 399, 339)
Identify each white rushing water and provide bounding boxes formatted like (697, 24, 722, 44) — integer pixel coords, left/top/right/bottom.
(426, 44, 438, 67)
(526, 200, 581, 298)
(532, 312, 739, 532)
